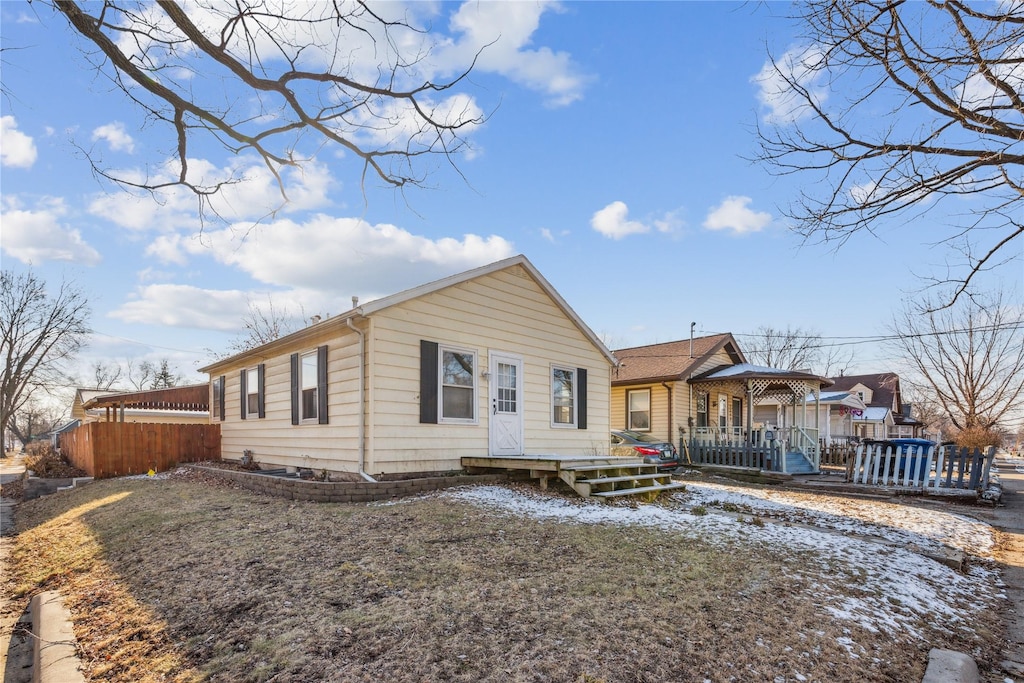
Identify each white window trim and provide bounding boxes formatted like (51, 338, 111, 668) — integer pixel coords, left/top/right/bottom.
(550, 364, 577, 428)
(627, 388, 651, 432)
(299, 349, 319, 424)
(211, 377, 222, 420)
(244, 366, 259, 419)
(438, 345, 478, 425)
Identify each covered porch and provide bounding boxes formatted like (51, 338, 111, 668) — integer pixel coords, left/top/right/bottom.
(686, 364, 833, 474)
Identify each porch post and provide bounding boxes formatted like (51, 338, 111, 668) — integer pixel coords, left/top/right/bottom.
(746, 379, 754, 444)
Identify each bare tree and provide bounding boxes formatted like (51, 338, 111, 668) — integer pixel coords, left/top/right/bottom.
(7, 394, 68, 447)
(42, 1, 486, 209)
(739, 325, 854, 375)
(91, 360, 123, 390)
(1, 270, 90, 452)
(887, 289, 1024, 437)
(227, 296, 298, 356)
(755, 1, 1023, 305)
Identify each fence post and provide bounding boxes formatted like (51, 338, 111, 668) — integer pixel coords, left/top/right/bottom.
(979, 446, 997, 489)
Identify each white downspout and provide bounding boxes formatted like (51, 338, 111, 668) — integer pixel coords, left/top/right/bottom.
(347, 316, 376, 482)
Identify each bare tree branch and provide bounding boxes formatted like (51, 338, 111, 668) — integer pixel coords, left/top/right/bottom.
(886, 288, 1024, 435)
(49, 0, 488, 210)
(754, 0, 1024, 306)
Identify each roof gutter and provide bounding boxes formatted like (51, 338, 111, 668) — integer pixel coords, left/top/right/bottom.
(346, 316, 376, 483)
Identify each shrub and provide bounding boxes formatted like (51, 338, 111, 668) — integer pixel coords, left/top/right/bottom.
(24, 442, 86, 478)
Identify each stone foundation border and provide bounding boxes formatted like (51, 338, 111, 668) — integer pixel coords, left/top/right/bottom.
(186, 465, 512, 503)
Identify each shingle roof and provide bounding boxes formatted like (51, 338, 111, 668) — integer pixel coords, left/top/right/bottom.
(611, 334, 743, 384)
(828, 372, 900, 409)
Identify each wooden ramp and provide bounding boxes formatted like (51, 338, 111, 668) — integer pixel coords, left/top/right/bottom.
(461, 455, 684, 502)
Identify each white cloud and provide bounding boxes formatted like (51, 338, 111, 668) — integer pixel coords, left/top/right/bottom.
(110, 284, 251, 330)
(959, 42, 1024, 112)
(0, 195, 102, 265)
(92, 122, 136, 153)
(88, 156, 336, 232)
(590, 201, 650, 240)
(1, 116, 38, 168)
(753, 45, 828, 123)
(434, 1, 590, 107)
(703, 196, 772, 235)
(147, 214, 516, 298)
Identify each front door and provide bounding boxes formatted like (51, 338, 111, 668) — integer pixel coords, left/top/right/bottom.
(489, 352, 523, 456)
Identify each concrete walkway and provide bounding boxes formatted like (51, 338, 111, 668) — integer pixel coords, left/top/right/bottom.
(969, 454, 1024, 680)
(1, 453, 31, 683)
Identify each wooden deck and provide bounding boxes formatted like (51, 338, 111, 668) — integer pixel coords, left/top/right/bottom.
(461, 455, 684, 501)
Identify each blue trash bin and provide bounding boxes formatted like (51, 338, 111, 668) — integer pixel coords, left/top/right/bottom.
(888, 438, 936, 482)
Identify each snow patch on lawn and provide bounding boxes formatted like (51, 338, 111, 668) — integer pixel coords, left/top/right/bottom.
(439, 484, 1003, 645)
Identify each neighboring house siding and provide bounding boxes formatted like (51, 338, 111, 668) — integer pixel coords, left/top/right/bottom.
(366, 266, 611, 474)
(610, 384, 671, 443)
(217, 328, 362, 474)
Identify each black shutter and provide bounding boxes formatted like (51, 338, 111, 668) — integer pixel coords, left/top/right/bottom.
(257, 364, 266, 419)
(577, 368, 588, 430)
(240, 369, 247, 420)
(290, 353, 299, 425)
(317, 345, 329, 425)
(420, 340, 438, 424)
(218, 375, 225, 422)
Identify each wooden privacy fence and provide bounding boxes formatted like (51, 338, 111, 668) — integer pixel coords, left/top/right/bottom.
(848, 443, 996, 490)
(60, 422, 220, 478)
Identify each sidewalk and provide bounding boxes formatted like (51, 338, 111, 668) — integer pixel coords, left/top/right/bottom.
(972, 454, 1024, 679)
(0, 453, 31, 683)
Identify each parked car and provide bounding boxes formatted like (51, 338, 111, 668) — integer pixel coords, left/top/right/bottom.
(610, 430, 680, 471)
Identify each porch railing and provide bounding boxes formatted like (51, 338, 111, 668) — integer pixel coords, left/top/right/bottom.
(686, 438, 782, 471)
(848, 443, 996, 490)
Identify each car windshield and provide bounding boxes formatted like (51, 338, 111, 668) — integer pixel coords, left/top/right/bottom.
(618, 430, 661, 444)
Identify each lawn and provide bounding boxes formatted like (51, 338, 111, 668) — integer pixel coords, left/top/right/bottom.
(6, 468, 1007, 682)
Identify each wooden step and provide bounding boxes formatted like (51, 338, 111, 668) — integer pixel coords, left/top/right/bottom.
(561, 463, 655, 473)
(574, 473, 668, 485)
(591, 482, 687, 498)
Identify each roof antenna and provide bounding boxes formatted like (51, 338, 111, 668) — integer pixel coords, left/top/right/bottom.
(690, 322, 696, 358)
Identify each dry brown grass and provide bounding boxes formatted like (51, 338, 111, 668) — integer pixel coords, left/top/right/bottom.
(8, 471, 1004, 682)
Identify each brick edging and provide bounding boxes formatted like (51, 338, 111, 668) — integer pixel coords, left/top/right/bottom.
(186, 465, 509, 503)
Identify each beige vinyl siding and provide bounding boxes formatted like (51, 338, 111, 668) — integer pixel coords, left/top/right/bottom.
(609, 384, 672, 443)
(216, 325, 363, 474)
(365, 265, 611, 474)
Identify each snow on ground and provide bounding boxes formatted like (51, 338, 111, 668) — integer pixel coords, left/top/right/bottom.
(681, 480, 997, 557)
(436, 483, 1004, 645)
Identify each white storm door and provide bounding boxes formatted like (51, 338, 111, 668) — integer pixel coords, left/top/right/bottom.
(489, 352, 524, 456)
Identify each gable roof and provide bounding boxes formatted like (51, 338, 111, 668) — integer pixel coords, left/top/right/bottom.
(200, 255, 616, 373)
(611, 334, 745, 385)
(828, 372, 900, 409)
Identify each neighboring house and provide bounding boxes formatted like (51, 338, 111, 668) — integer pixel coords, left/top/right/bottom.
(71, 385, 210, 425)
(827, 373, 923, 440)
(754, 390, 868, 444)
(611, 334, 747, 445)
(198, 255, 615, 480)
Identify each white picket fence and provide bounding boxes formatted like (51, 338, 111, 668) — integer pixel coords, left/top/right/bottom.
(849, 443, 996, 490)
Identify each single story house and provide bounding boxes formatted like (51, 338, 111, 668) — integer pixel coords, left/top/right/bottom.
(610, 334, 747, 444)
(198, 255, 615, 480)
(613, 337, 833, 471)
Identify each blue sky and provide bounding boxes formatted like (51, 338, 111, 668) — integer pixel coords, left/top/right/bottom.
(2, 1, 1019, 388)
